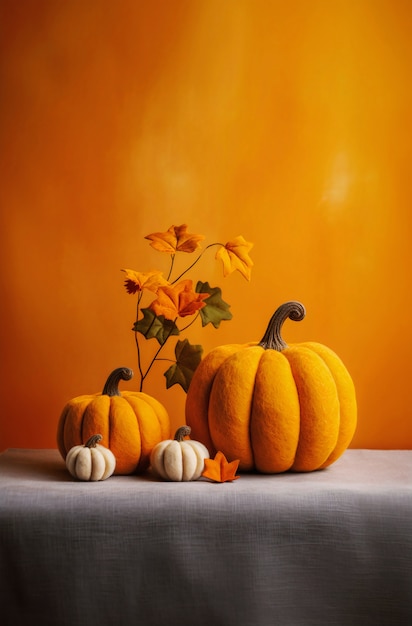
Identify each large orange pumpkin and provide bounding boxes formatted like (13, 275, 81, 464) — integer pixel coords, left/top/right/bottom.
(185, 301, 357, 473)
(57, 367, 170, 474)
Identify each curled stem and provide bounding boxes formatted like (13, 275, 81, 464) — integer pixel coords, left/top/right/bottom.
(259, 301, 306, 351)
(84, 434, 103, 448)
(174, 426, 191, 441)
(102, 368, 133, 396)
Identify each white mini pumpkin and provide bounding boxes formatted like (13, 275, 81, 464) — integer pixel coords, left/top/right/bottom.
(150, 425, 209, 481)
(66, 434, 116, 481)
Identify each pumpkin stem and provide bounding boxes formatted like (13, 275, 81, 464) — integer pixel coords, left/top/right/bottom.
(174, 425, 191, 442)
(259, 301, 306, 351)
(102, 367, 133, 396)
(85, 434, 103, 448)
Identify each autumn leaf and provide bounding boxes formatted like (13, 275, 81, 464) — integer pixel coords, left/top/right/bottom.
(196, 281, 233, 328)
(145, 224, 205, 254)
(121, 269, 169, 294)
(164, 338, 203, 392)
(150, 279, 208, 320)
(133, 308, 179, 345)
(202, 451, 240, 483)
(215, 235, 254, 281)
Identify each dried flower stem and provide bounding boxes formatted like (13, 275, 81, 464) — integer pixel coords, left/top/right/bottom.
(171, 243, 223, 284)
(123, 225, 253, 393)
(133, 250, 212, 389)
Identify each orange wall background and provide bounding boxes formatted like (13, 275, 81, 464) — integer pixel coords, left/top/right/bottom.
(1, 0, 411, 451)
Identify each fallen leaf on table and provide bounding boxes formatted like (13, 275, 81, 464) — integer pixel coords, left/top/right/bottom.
(202, 451, 240, 483)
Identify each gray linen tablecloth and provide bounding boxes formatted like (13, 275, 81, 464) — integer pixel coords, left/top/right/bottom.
(0, 448, 411, 626)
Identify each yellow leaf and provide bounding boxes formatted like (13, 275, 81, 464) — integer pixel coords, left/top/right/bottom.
(121, 269, 169, 294)
(215, 235, 254, 281)
(145, 224, 205, 254)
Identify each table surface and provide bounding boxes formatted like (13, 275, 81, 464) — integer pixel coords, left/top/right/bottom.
(1, 448, 411, 626)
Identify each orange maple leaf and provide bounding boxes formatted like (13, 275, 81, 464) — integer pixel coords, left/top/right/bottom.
(149, 279, 208, 320)
(202, 451, 240, 483)
(145, 224, 205, 254)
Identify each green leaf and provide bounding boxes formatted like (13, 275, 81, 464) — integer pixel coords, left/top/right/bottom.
(164, 338, 203, 392)
(133, 308, 179, 345)
(196, 281, 233, 328)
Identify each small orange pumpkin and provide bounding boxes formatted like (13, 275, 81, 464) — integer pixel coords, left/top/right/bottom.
(57, 367, 170, 475)
(185, 302, 357, 473)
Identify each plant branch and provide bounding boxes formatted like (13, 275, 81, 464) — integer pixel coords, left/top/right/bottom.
(135, 294, 145, 385)
(179, 312, 201, 332)
(167, 254, 176, 282)
(139, 317, 178, 390)
(171, 243, 223, 284)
